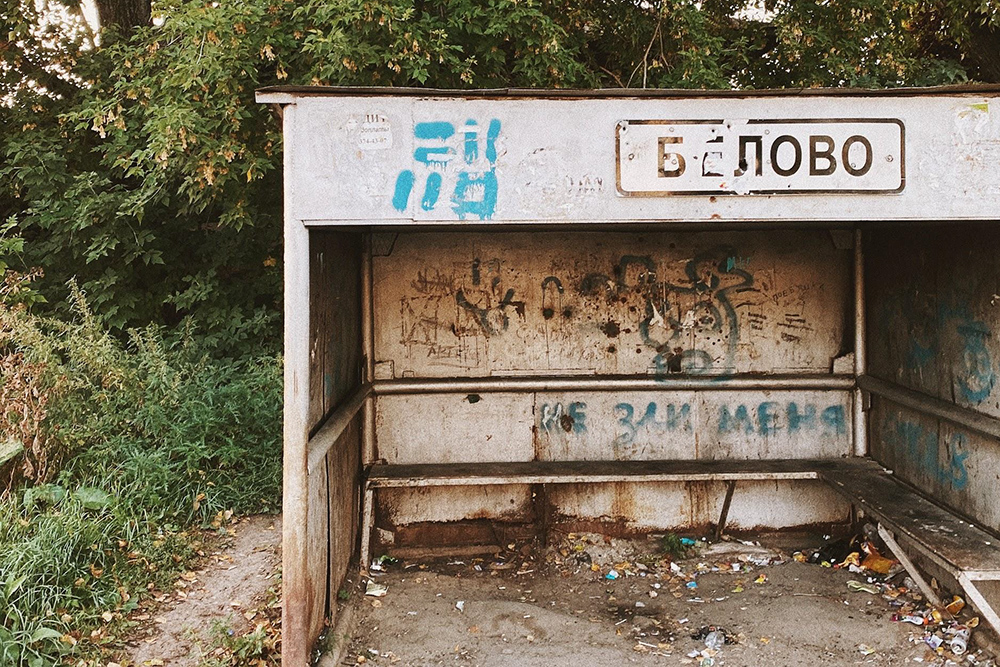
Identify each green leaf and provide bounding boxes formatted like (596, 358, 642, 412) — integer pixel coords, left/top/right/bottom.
(0, 438, 24, 467)
(72, 487, 113, 510)
(23, 484, 66, 510)
(28, 627, 64, 644)
(4, 574, 27, 600)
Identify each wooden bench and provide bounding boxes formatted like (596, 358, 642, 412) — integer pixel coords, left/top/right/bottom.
(361, 456, 1000, 635)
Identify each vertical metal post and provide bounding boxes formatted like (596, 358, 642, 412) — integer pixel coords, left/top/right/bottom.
(715, 481, 737, 541)
(361, 233, 375, 464)
(280, 104, 312, 667)
(360, 233, 376, 572)
(854, 227, 868, 457)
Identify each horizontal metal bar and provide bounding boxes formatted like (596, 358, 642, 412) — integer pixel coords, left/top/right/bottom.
(371, 471, 819, 488)
(375, 374, 855, 395)
(306, 384, 371, 474)
(859, 375, 1000, 441)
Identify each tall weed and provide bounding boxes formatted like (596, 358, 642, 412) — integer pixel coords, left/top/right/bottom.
(0, 286, 282, 665)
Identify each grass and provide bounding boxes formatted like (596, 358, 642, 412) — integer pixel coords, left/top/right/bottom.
(0, 288, 282, 666)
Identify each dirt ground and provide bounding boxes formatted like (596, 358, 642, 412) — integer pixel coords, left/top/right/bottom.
(345, 532, 995, 667)
(125, 514, 282, 666)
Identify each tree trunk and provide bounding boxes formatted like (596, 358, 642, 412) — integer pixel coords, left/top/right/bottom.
(94, 0, 151, 36)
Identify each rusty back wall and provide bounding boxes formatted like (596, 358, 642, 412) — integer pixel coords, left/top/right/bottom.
(371, 229, 855, 540)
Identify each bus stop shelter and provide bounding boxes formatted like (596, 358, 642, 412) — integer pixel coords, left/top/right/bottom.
(256, 85, 1000, 663)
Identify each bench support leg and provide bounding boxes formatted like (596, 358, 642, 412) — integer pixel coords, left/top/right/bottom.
(958, 574, 1000, 638)
(360, 487, 374, 574)
(715, 481, 737, 541)
(877, 523, 942, 607)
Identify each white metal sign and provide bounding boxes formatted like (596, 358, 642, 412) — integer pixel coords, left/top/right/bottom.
(616, 119, 904, 195)
(257, 91, 1000, 222)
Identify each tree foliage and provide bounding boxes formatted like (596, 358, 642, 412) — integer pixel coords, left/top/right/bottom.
(1, 0, 997, 353)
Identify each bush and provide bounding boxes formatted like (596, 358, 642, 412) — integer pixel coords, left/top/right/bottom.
(0, 287, 282, 665)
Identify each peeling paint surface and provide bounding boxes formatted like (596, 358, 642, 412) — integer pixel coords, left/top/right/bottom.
(284, 94, 1000, 222)
(374, 231, 849, 378)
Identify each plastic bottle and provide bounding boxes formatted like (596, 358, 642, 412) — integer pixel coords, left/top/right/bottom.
(704, 630, 724, 650)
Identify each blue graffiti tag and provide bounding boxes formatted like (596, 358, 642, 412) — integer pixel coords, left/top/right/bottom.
(613, 402, 692, 447)
(392, 118, 501, 219)
(540, 402, 587, 435)
(888, 417, 969, 491)
(718, 402, 846, 436)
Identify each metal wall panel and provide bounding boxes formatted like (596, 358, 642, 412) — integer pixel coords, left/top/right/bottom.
(378, 486, 533, 526)
(374, 231, 850, 378)
(327, 416, 362, 612)
(309, 231, 363, 431)
(869, 398, 1000, 532)
(868, 225, 1000, 419)
(269, 93, 1000, 223)
(549, 480, 849, 531)
(376, 392, 535, 464)
(305, 462, 328, 642)
(867, 224, 1000, 531)
(375, 390, 851, 528)
(535, 390, 851, 461)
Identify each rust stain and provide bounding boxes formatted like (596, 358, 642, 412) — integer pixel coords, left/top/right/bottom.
(600, 320, 621, 338)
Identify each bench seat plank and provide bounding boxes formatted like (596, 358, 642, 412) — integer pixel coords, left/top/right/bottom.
(818, 462, 1000, 576)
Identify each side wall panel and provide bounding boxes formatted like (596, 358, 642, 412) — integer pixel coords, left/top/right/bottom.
(868, 224, 1000, 532)
(310, 232, 363, 431)
(327, 416, 362, 607)
(306, 230, 364, 641)
(868, 226, 1000, 418)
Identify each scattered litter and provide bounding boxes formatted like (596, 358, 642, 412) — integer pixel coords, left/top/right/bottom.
(950, 626, 971, 655)
(945, 595, 966, 615)
(847, 580, 881, 594)
(704, 630, 724, 650)
(364, 581, 388, 597)
(455, 600, 465, 612)
(858, 644, 876, 655)
(686, 581, 698, 589)
(606, 570, 620, 581)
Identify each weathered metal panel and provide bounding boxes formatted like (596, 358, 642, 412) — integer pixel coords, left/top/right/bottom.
(376, 390, 850, 527)
(375, 392, 534, 525)
(373, 231, 849, 378)
(868, 225, 1000, 419)
(535, 390, 851, 461)
(327, 415, 362, 609)
(309, 231, 363, 432)
(277, 93, 1000, 223)
(378, 485, 533, 526)
(549, 480, 849, 531)
(305, 460, 328, 641)
(280, 103, 313, 667)
(869, 397, 1000, 532)
(376, 392, 535, 464)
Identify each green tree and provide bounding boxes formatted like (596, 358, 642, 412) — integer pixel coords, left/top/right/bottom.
(1, 0, 996, 354)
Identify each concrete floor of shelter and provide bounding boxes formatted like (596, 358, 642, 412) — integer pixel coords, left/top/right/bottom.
(334, 532, 995, 667)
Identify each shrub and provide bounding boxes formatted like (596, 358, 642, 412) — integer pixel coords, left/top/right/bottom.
(0, 287, 282, 664)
